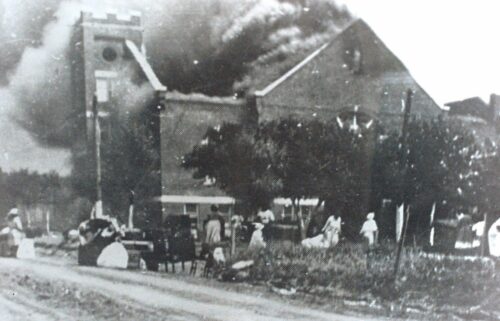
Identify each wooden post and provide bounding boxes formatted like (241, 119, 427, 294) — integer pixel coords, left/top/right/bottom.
(394, 206, 410, 277)
(46, 210, 50, 234)
(231, 221, 236, 258)
(393, 89, 413, 279)
(481, 212, 488, 256)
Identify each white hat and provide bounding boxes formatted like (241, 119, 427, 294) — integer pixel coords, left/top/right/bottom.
(367, 212, 375, 220)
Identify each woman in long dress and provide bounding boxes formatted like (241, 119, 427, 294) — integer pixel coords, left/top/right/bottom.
(205, 213, 222, 246)
(321, 215, 341, 247)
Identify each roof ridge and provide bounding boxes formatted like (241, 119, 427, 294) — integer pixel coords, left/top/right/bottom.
(254, 19, 361, 97)
(445, 96, 488, 106)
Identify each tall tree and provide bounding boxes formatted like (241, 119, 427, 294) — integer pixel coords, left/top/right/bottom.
(183, 117, 485, 241)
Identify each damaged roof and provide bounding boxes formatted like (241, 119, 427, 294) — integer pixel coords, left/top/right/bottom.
(125, 39, 166, 92)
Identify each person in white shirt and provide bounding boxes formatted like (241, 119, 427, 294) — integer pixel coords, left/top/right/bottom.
(360, 212, 378, 248)
(0, 208, 24, 257)
(257, 207, 275, 225)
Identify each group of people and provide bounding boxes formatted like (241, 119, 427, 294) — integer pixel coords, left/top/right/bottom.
(248, 206, 275, 248)
(201, 205, 229, 270)
(203, 205, 276, 249)
(241, 205, 379, 250)
(452, 212, 500, 256)
(301, 212, 379, 249)
(301, 214, 342, 248)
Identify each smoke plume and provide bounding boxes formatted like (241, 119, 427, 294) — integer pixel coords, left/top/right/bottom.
(0, 0, 353, 152)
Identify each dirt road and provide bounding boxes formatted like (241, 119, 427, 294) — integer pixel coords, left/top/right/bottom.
(0, 257, 393, 321)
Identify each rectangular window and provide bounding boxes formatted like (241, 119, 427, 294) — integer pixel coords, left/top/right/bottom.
(184, 204, 199, 232)
(96, 79, 109, 102)
(94, 70, 117, 103)
(281, 205, 295, 223)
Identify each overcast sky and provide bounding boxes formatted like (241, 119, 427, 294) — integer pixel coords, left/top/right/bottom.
(0, 0, 498, 175)
(342, 0, 499, 105)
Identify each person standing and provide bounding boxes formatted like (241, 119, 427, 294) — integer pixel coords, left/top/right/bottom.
(205, 212, 221, 246)
(322, 215, 341, 247)
(455, 212, 474, 249)
(257, 206, 275, 242)
(210, 205, 225, 241)
(1, 208, 24, 257)
(360, 212, 378, 248)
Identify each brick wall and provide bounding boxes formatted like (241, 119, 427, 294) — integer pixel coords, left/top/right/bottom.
(256, 20, 442, 128)
(160, 93, 246, 214)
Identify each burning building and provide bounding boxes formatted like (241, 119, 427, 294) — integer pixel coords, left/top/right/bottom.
(65, 9, 443, 232)
(70, 11, 166, 226)
(160, 19, 443, 230)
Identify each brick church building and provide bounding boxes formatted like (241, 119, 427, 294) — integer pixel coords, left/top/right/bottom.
(70, 12, 442, 229)
(160, 19, 442, 228)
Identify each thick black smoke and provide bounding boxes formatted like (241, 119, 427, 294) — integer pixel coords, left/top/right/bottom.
(0, 0, 353, 149)
(145, 0, 353, 95)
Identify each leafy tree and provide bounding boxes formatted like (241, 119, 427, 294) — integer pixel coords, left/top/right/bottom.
(70, 105, 162, 227)
(182, 123, 280, 215)
(0, 169, 80, 231)
(184, 116, 489, 242)
(258, 118, 380, 238)
(371, 118, 480, 240)
(183, 118, 381, 238)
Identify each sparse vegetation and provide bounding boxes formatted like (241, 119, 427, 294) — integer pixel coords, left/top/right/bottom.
(227, 241, 500, 319)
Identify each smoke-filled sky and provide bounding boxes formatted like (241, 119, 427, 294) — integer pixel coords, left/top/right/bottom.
(0, 0, 498, 175)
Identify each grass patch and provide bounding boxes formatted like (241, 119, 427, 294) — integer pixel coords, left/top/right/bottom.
(228, 241, 499, 318)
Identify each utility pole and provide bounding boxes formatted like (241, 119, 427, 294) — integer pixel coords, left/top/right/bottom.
(394, 89, 413, 279)
(93, 95, 103, 218)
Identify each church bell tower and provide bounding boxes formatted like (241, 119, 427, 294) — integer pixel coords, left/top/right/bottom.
(70, 10, 165, 225)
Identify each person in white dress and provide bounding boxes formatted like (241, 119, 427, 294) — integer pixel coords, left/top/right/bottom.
(322, 215, 341, 247)
(249, 222, 266, 248)
(360, 212, 378, 248)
